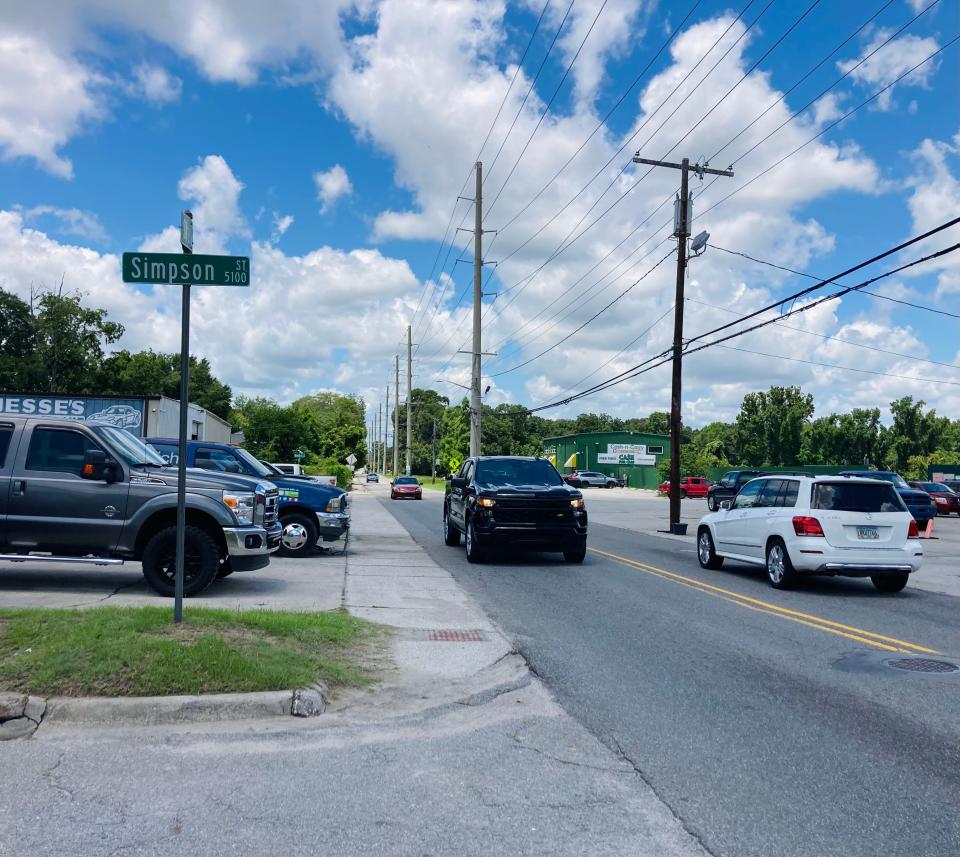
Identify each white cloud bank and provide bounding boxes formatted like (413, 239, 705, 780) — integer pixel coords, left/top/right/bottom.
(313, 165, 353, 214)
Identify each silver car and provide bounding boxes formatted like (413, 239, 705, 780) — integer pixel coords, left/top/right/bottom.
(568, 471, 618, 488)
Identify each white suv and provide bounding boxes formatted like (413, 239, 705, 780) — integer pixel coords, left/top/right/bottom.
(696, 474, 923, 592)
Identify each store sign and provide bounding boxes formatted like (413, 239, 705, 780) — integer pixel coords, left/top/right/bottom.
(0, 396, 146, 435)
(607, 443, 646, 455)
(597, 452, 656, 466)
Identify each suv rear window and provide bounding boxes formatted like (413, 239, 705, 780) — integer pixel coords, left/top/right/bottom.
(812, 482, 905, 513)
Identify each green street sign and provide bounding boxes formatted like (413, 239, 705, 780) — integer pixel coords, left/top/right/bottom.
(122, 252, 250, 287)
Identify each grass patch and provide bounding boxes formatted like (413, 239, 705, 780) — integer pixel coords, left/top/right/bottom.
(0, 607, 383, 697)
(412, 475, 445, 492)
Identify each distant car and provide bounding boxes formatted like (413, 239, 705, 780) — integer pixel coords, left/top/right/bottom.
(86, 404, 143, 429)
(564, 470, 618, 488)
(366, 472, 379, 483)
(946, 480, 960, 494)
(839, 471, 936, 527)
(908, 481, 960, 516)
(706, 470, 766, 511)
(658, 476, 711, 498)
(697, 474, 922, 592)
(391, 476, 422, 500)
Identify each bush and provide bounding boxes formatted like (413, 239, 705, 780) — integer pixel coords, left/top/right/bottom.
(306, 458, 354, 491)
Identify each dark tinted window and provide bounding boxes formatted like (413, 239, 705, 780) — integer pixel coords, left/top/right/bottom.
(195, 447, 246, 474)
(780, 480, 800, 508)
(922, 482, 951, 493)
(0, 425, 12, 467)
(736, 472, 758, 484)
(395, 477, 418, 485)
(732, 480, 763, 509)
(757, 479, 784, 507)
(475, 459, 563, 486)
(25, 428, 102, 476)
(812, 483, 905, 513)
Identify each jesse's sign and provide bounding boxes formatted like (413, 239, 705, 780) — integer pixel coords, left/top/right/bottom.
(0, 396, 146, 434)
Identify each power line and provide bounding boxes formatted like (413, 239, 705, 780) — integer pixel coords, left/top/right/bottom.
(708, 244, 960, 319)
(489, 249, 674, 377)
(686, 297, 960, 371)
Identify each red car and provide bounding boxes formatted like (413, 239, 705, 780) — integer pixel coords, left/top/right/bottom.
(391, 476, 423, 500)
(658, 476, 711, 498)
(908, 481, 960, 516)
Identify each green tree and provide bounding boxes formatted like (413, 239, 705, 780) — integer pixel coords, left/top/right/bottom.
(232, 396, 320, 461)
(293, 391, 367, 465)
(883, 396, 949, 472)
(438, 399, 470, 472)
(0, 291, 36, 388)
(735, 385, 814, 465)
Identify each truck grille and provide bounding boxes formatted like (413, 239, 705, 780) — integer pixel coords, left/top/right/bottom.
(263, 489, 279, 526)
(494, 497, 573, 525)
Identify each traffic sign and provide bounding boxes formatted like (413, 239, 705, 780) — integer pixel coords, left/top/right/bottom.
(448, 456, 461, 471)
(293, 449, 305, 461)
(122, 252, 250, 287)
(346, 453, 357, 466)
(180, 210, 193, 252)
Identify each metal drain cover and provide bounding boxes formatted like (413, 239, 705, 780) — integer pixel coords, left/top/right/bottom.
(887, 657, 959, 674)
(428, 629, 487, 642)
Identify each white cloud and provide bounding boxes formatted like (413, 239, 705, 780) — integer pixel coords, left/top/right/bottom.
(0, 33, 104, 177)
(314, 164, 353, 214)
(140, 155, 249, 254)
(837, 30, 941, 111)
(131, 64, 182, 103)
(271, 212, 294, 242)
(18, 205, 108, 243)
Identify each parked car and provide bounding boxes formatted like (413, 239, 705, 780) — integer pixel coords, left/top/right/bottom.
(272, 462, 305, 476)
(908, 481, 960, 516)
(564, 470, 618, 488)
(658, 476, 711, 498)
(697, 474, 923, 592)
(147, 438, 349, 558)
(945, 480, 960, 494)
(839, 471, 936, 527)
(391, 476, 422, 500)
(706, 470, 766, 511)
(0, 418, 280, 596)
(444, 456, 587, 563)
(366, 472, 379, 483)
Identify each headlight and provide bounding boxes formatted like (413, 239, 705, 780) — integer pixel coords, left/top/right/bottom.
(222, 491, 256, 525)
(570, 498, 585, 510)
(325, 498, 341, 513)
(477, 497, 496, 508)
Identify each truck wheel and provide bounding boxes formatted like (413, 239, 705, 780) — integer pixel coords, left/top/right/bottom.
(443, 507, 461, 546)
(707, 495, 718, 512)
(141, 525, 220, 597)
(563, 543, 587, 563)
(216, 561, 235, 579)
(278, 513, 318, 559)
(464, 517, 485, 563)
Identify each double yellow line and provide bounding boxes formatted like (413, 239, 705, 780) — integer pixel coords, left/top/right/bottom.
(589, 547, 937, 654)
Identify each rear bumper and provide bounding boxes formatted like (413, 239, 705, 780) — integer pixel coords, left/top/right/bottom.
(791, 541, 923, 576)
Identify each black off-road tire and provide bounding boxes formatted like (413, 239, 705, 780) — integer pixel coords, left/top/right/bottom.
(872, 573, 909, 593)
(443, 508, 461, 546)
(465, 517, 485, 563)
(216, 561, 235, 579)
(707, 494, 718, 512)
(141, 525, 220, 597)
(563, 543, 587, 563)
(278, 512, 319, 559)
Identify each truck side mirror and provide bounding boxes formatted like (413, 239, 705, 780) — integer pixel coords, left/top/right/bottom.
(82, 448, 118, 482)
(451, 476, 466, 490)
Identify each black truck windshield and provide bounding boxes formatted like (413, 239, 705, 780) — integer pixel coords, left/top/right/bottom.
(475, 459, 563, 487)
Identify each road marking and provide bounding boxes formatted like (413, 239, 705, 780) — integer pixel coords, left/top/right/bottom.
(588, 546, 938, 655)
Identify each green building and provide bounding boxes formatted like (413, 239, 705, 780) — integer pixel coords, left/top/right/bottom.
(541, 430, 670, 490)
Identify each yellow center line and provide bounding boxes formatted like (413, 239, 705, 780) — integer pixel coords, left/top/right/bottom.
(589, 546, 937, 655)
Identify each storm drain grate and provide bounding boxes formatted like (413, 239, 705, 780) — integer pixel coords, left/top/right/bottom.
(428, 629, 487, 642)
(887, 657, 959, 674)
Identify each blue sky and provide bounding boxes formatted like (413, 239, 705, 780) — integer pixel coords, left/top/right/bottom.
(0, 0, 958, 426)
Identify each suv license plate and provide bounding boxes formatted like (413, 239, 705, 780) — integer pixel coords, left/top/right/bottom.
(857, 526, 879, 540)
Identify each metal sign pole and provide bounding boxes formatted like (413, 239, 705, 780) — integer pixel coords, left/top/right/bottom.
(174, 210, 193, 624)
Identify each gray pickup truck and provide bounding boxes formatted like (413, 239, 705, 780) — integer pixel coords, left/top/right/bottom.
(0, 418, 281, 596)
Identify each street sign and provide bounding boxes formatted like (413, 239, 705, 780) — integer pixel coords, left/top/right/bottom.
(293, 449, 305, 461)
(346, 453, 357, 465)
(449, 456, 461, 471)
(180, 210, 193, 252)
(122, 253, 250, 287)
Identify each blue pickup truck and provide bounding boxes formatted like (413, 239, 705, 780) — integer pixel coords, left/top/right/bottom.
(147, 438, 349, 558)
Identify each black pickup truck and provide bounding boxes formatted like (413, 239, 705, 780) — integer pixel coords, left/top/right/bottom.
(443, 456, 588, 563)
(0, 418, 281, 596)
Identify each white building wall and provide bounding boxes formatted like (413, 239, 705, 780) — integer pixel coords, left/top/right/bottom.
(144, 396, 233, 443)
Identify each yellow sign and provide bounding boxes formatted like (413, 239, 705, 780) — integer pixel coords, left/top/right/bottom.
(564, 452, 578, 468)
(449, 456, 461, 471)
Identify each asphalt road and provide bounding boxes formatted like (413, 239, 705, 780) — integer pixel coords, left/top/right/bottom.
(384, 492, 960, 857)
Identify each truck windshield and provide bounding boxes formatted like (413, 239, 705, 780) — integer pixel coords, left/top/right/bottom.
(92, 425, 166, 466)
(233, 447, 274, 478)
(475, 459, 564, 486)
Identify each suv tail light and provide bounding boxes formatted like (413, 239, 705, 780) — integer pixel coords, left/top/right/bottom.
(908, 519, 920, 538)
(792, 516, 824, 537)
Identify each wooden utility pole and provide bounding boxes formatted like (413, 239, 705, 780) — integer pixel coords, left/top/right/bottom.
(471, 162, 483, 457)
(632, 154, 733, 532)
(394, 355, 400, 476)
(406, 325, 413, 475)
(383, 386, 389, 475)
